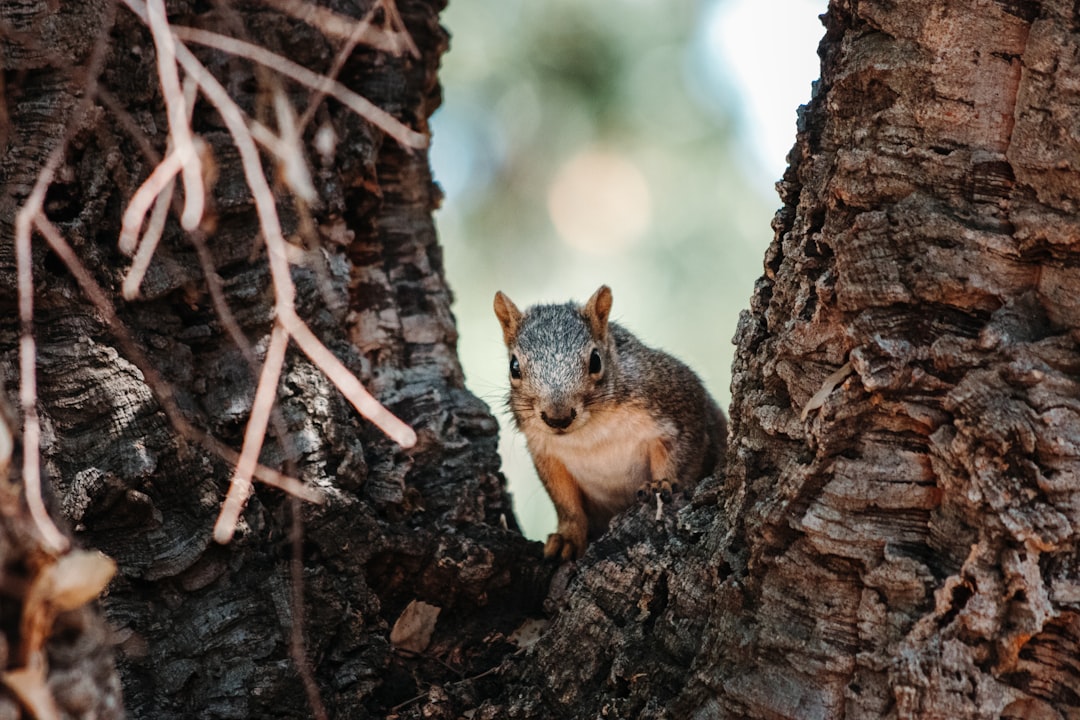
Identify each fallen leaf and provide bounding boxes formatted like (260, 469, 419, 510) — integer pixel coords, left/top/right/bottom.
(21, 550, 117, 664)
(46, 551, 117, 612)
(389, 600, 440, 654)
(507, 618, 548, 651)
(801, 361, 854, 421)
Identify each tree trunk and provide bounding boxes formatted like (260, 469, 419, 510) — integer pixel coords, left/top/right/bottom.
(474, 0, 1080, 718)
(2, 1, 549, 718)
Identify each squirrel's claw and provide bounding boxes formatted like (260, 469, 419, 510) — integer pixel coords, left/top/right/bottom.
(544, 532, 582, 562)
(639, 478, 674, 504)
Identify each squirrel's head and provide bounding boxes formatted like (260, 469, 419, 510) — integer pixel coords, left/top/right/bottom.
(493, 285, 614, 435)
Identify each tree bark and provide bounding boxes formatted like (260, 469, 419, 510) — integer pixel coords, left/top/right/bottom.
(476, 0, 1080, 718)
(2, 1, 549, 718)
(5, 0, 1080, 719)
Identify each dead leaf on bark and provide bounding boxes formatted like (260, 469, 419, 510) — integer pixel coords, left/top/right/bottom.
(21, 550, 117, 665)
(507, 618, 548, 650)
(389, 600, 441, 654)
(2, 549, 117, 720)
(801, 361, 854, 420)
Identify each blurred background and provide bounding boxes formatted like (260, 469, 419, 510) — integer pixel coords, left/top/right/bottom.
(430, 0, 828, 540)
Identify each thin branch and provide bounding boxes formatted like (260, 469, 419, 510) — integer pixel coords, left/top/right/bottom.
(269, 88, 317, 202)
(154, 14, 418, 448)
(10, 0, 117, 555)
(31, 213, 324, 506)
(283, 314, 417, 448)
(145, 0, 205, 229)
(118, 147, 184, 256)
(259, 0, 419, 58)
(377, 0, 421, 59)
(294, 0, 380, 135)
(122, 76, 198, 298)
(14, 147, 73, 556)
(213, 323, 289, 544)
(122, 173, 174, 299)
(171, 24, 427, 150)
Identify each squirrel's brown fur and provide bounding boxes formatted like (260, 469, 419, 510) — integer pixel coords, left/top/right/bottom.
(494, 285, 727, 560)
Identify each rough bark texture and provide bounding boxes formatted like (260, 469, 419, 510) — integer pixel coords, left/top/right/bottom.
(1, 1, 551, 718)
(477, 0, 1080, 718)
(6, 0, 1080, 718)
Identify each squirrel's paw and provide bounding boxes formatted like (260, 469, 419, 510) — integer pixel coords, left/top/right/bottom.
(636, 478, 676, 504)
(544, 532, 583, 562)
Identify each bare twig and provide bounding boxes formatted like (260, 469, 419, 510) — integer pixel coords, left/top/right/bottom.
(288, 496, 328, 720)
(118, 147, 184, 256)
(112, 0, 417, 558)
(283, 315, 417, 448)
(213, 323, 289, 544)
(156, 18, 418, 446)
(10, 0, 118, 554)
(293, 0, 380, 135)
(259, 0, 419, 58)
(145, 0, 205, 229)
(31, 214, 324, 505)
(122, 76, 198, 298)
(119, 1, 418, 543)
(377, 0, 421, 59)
(170, 24, 427, 149)
(121, 172, 174, 299)
(270, 88, 317, 201)
(14, 147, 73, 556)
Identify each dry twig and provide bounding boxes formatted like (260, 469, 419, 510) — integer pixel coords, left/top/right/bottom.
(145, 0, 205, 230)
(171, 24, 427, 149)
(14, 146, 73, 556)
(118, 0, 418, 546)
(260, 0, 420, 58)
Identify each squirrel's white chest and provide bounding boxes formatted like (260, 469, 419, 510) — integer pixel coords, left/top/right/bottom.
(526, 406, 669, 514)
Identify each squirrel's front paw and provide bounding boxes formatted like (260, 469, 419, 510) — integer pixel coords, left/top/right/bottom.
(637, 478, 676, 504)
(544, 531, 584, 562)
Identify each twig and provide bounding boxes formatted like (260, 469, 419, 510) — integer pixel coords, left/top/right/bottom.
(118, 148, 184, 256)
(288, 496, 328, 720)
(14, 147, 73, 556)
(10, 0, 117, 554)
(293, 0, 380, 135)
(31, 213, 323, 505)
(213, 323, 289, 544)
(259, 0, 419, 58)
(159, 18, 418, 447)
(122, 173, 174, 299)
(122, 76, 198, 298)
(145, 0, 205, 229)
(377, 0, 421, 59)
(115, 0, 417, 555)
(170, 24, 427, 150)
(269, 88, 317, 202)
(282, 316, 417, 448)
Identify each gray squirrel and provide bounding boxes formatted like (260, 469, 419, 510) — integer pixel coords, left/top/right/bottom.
(494, 285, 727, 560)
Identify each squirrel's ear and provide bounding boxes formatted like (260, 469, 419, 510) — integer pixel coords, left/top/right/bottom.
(584, 285, 613, 339)
(493, 291, 522, 345)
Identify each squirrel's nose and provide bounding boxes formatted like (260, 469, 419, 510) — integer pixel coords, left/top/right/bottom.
(541, 409, 577, 430)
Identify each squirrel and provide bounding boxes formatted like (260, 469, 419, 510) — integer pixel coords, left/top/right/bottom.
(493, 285, 727, 561)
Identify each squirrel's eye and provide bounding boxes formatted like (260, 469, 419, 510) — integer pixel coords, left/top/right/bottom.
(510, 355, 522, 380)
(589, 348, 602, 375)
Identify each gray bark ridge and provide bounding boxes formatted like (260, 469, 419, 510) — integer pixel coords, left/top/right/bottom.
(477, 1, 1080, 719)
